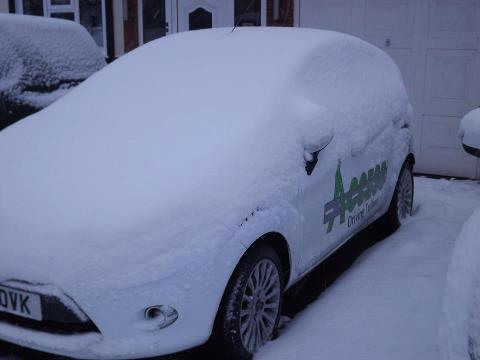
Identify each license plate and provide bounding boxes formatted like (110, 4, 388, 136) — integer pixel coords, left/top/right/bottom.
(0, 285, 42, 321)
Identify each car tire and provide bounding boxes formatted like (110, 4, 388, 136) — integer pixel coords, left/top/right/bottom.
(212, 246, 284, 360)
(384, 159, 414, 231)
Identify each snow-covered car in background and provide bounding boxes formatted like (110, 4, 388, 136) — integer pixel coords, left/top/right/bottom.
(440, 108, 480, 360)
(459, 108, 480, 158)
(0, 14, 105, 131)
(0, 28, 414, 359)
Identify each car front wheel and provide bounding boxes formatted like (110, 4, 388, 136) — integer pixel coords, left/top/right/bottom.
(213, 246, 284, 359)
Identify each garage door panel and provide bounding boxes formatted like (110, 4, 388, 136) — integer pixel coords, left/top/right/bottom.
(424, 50, 478, 117)
(428, 0, 479, 49)
(299, 0, 353, 33)
(383, 48, 415, 99)
(364, 0, 414, 48)
(298, 0, 480, 178)
(418, 115, 477, 178)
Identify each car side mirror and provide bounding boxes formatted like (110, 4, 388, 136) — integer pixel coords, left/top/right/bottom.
(304, 132, 334, 175)
(460, 108, 480, 158)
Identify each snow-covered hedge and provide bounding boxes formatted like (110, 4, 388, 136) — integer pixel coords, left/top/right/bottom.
(440, 208, 480, 360)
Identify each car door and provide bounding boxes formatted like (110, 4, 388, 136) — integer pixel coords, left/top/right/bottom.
(297, 126, 395, 274)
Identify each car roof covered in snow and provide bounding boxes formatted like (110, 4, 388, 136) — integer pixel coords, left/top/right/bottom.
(0, 28, 409, 294)
(0, 14, 105, 92)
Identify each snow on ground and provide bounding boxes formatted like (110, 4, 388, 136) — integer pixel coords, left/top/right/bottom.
(258, 177, 480, 360)
(0, 177, 479, 360)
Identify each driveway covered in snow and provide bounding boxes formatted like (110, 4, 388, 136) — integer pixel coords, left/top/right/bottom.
(1, 177, 479, 360)
(259, 177, 480, 360)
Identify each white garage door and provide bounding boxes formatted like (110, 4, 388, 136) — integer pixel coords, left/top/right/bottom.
(298, 0, 480, 178)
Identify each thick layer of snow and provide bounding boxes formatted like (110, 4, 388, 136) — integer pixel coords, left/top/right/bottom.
(460, 108, 480, 150)
(0, 14, 105, 97)
(440, 206, 480, 360)
(0, 28, 408, 298)
(16, 87, 72, 109)
(0, 34, 22, 93)
(257, 178, 480, 360)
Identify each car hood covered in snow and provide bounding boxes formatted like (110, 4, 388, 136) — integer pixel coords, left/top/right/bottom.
(0, 28, 408, 295)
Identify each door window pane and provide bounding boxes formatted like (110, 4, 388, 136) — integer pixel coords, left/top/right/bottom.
(79, 0, 104, 47)
(50, 12, 75, 20)
(22, 0, 44, 16)
(189, 7, 212, 31)
(235, 0, 261, 26)
(123, 0, 139, 52)
(267, 0, 293, 26)
(142, 0, 167, 43)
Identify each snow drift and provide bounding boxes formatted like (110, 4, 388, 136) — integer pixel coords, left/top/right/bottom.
(0, 28, 408, 297)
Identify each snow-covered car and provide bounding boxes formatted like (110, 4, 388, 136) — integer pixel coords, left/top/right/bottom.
(440, 108, 480, 360)
(459, 108, 480, 158)
(0, 14, 106, 131)
(0, 28, 414, 359)
(440, 207, 480, 360)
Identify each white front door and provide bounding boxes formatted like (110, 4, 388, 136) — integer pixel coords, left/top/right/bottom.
(176, 0, 234, 32)
(298, 0, 480, 178)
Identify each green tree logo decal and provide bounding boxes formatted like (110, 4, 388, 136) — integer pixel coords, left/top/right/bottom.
(323, 160, 388, 233)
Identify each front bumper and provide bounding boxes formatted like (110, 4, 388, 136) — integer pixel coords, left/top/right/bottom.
(0, 279, 215, 359)
(0, 240, 246, 359)
(0, 229, 250, 360)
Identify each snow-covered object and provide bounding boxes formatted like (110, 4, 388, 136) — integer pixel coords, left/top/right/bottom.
(0, 28, 411, 358)
(0, 26, 408, 291)
(459, 108, 480, 151)
(0, 14, 105, 106)
(440, 207, 480, 360)
(0, 32, 22, 93)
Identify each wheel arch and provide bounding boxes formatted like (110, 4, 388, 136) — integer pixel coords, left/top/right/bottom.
(209, 232, 292, 339)
(245, 232, 292, 286)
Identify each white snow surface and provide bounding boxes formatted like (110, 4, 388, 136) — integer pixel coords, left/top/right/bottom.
(0, 14, 105, 91)
(0, 28, 408, 297)
(440, 206, 480, 360)
(258, 178, 480, 360)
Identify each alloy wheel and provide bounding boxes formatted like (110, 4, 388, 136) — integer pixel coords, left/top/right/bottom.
(239, 258, 281, 353)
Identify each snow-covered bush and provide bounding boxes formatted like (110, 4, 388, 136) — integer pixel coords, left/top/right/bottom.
(440, 208, 480, 360)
